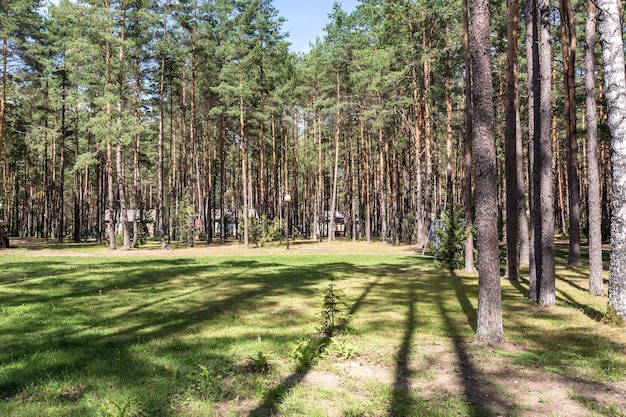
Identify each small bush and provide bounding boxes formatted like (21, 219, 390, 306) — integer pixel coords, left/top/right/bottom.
(431, 204, 471, 271)
(319, 280, 349, 336)
(172, 194, 198, 247)
(249, 215, 283, 247)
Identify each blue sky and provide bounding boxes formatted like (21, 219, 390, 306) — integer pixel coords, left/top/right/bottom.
(273, 0, 360, 54)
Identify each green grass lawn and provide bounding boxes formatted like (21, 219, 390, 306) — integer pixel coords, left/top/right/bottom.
(0, 242, 624, 416)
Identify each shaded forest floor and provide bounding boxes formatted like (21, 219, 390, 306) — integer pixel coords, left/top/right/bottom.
(0, 238, 624, 416)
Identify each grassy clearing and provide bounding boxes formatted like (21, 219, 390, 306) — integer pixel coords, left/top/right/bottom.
(0, 240, 624, 416)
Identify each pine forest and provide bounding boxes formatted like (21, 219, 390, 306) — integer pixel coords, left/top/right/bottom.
(4, 0, 626, 329)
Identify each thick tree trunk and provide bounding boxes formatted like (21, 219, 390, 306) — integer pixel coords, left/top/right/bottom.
(471, 0, 505, 344)
(535, 0, 556, 306)
(505, 0, 520, 281)
(586, 0, 604, 296)
(597, 0, 626, 322)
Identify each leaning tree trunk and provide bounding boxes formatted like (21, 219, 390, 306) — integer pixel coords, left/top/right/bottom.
(586, 0, 604, 296)
(471, 0, 505, 344)
(597, 0, 626, 323)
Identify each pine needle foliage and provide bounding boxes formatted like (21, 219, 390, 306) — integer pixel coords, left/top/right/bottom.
(432, 204, 471, 271)
(319, 280, 349, 336)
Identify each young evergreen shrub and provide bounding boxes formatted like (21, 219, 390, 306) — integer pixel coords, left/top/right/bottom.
(319, 280, 348, 336)
(249, 215, 283, 246)
(172, 192, 198, 246)
(431, 204, 471, 271)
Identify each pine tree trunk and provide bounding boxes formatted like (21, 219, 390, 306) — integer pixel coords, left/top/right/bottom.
(526, 0, 540, 297)
(554, 112, 566, 235)
(559, 0, 581, 266)
(74, 108, 80, 243)
(259, 93, 266, 216)
(220, 112, 226, 244)
(59, 71, 66, 243)
(0, 34, 7, 162)
(597, 0, 626, 322)
(328, 66, 341, 244)
(586, 0, 604, 296)
(423, 38, 433, 246)
(379, 126, 388, 244)
(240, 91, 249, 249)
(463, 0, 476, 273)
(471, 0, 505, 344)
(104, 3, 116, 250)
(361, 112, 371, 243)
(445, 74, 453, 210)
(157, 0, 169, 249)
(505, 0, 520, 281)
(536, 0, 556, 306)
(133, 36, 143, 248)
(189, 5, 198, 248)
(117, 9, 130, 250)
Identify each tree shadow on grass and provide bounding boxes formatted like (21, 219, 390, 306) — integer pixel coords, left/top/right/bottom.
(436, 272, 509, 416)
(248, 335, 332, 417)
(508, 275, 604, 322)
(0, 258, 372, 415)
(388, 280, 417, 416)
(247, 271, 392, 416)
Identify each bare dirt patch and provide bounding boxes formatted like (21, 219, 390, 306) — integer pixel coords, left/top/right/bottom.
(279, 340, 626, 417)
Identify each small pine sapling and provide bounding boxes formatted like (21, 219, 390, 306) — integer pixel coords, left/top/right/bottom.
(319, 280, 348, 336)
